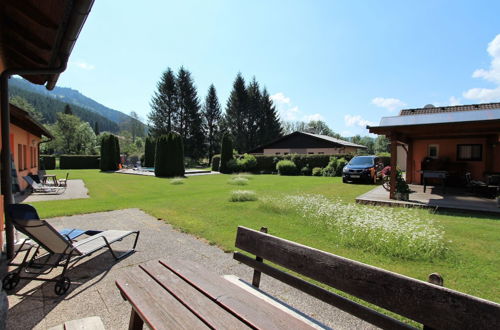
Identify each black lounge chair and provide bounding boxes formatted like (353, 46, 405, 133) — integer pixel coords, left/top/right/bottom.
(2, 204, 140, 295)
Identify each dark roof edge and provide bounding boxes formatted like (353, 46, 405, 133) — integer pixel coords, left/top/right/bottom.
(9, 103, 54, 139)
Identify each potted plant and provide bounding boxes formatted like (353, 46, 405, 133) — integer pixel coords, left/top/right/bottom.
(395, 171, 411, 201)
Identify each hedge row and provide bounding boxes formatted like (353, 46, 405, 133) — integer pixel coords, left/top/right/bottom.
(60, 155, 100, 169)
(211, 154, 354, 173)
(40, 155, 56, 170)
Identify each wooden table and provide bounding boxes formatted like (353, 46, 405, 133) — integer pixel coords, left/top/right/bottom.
(116, 258, 317, 330)
(42, 174, 58, 186)
(420, 170, 448, 193)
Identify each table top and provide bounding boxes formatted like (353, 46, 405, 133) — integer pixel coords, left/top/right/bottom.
(43, 174, 57, 178)
(116, 258, 317, 330)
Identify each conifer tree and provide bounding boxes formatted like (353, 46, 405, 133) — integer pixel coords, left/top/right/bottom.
(259, 88, 283, 144)
(64, 104, 73, 115)
(94, 121, 100, 135)
(202, 84, 222, 164)
(225, 73, 247, 152)
(149, 68, 178, 136)
(144, 136, 156, 167)
(219, 133, 233, 174)
(246, 78, 262, 150)
(176, 67, 204, 159)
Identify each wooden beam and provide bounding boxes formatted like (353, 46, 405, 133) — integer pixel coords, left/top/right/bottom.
(4, 0, 59, 30)
(3, 42, 49, 66)
(4, 18, 53, 51)
(389, 135, 398, 199)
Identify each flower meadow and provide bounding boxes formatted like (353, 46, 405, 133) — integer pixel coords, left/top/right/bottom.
(261, 194, 449, 260)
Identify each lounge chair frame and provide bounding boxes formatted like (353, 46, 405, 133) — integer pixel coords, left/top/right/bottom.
(23, 176, 66, 194)
(2, 204, 140, 295)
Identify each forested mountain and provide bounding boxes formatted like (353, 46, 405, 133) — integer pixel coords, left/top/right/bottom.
(9, 84, 120, 133)
(10, 77, 135, 124)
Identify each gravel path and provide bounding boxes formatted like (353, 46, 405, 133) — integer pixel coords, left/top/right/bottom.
(6, 209, 377, 330)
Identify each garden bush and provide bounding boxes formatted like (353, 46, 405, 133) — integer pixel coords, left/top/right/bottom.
(276, 160, 297, 175)
(228, 176, 249, 185)
(144, 136, 156, 167)
(60, 155, 99, 169)
(155, 132, 185, 177)
(226, 159, 240, 173)
(312, 167, 323, 176)
(237, 153, 257, 172)
(211, 155, 220, 171)
(229, 190, 258, 202)
(300, 166, 312, 176)
(40, 155, 56, 170)
(322, 156, 348, 177)
(219, 134, 233, 174)
(100, 134, 120, 171)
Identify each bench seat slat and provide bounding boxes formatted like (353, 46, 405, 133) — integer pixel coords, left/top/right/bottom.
(160, 258, 317, 330)
(140, 261, 251, 330)
(235, 226, 500, 330)
(116, 269, 210, 330)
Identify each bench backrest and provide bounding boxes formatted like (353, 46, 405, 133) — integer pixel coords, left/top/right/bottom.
(234, 226, 500, 330)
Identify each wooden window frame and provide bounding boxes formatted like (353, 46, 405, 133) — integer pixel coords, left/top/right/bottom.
(457, 144, 482, 161)
(427, 144, 439, 159)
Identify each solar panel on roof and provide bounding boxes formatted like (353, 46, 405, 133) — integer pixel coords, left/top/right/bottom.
(376, 109, 500, 127)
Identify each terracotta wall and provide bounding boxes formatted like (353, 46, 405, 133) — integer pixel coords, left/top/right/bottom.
(408, 137, 498, 184)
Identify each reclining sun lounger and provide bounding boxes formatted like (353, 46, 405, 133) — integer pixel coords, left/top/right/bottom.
(2, 204, 140, 295)
(23, 176, 66, 194)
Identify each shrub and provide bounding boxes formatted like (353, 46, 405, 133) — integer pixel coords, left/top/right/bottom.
(300, 166, 312, 176)
(254, 155, 279, 173)
(40, 155, 56, 170)
(276, 160, 297, 175)
(155, 132, 185, 177)
(226, 159, 240, 173)
(335, 158, 348, 176)
(60, 155, 100, 169)
(144, 137, 156, 167)
(211, 155, 220, 171)
(229, 190, 258, 202)
(322, 156, 347, 177)
(219, 134, 233, 174)
(312, 167, 323, 176)
(100, 134, 119, 171)
(237, 153, 257, 172)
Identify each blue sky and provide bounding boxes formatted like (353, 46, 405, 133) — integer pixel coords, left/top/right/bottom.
(56, 1, 500, 137)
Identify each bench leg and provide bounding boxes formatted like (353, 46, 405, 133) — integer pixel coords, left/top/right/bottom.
(128, 309, 143, 330)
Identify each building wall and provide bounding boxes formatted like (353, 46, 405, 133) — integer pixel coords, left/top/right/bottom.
(408, 137, 497, 184)
(263, 147, 358, 155)
(0, 123, 42, 191)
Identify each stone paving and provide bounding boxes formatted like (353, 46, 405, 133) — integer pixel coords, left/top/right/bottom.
(4, 209, 376, 330)
(15, 180, 89, 203)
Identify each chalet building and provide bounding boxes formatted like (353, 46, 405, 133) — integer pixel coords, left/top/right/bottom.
(0, 0, 94, 265)
(3, 103, 54, 191)
(369, 103, 500, 197)
(249, 131, 367, 155)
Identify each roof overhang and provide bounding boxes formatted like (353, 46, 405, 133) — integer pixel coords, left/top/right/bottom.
(9, 103, 54, 139)
(0, 0, 94, 89)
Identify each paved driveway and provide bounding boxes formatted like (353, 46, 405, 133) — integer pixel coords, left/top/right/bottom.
(5, 209, 375, 330)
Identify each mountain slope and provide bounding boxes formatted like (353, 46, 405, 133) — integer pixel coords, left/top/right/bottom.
(9, 85, 120, 133)
(10, 77, 135, 124)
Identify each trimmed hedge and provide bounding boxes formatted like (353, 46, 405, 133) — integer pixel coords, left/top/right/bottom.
(144, 136, 156, 167)
(155, 132, 185, 177)
(276, 160, 297, 175)
(100, 134, 120, 171)
(40, 155, 56, 170)
(219, 134, 233, 174)
(60, 155, 100, 169)
(211, 155, 220, 171)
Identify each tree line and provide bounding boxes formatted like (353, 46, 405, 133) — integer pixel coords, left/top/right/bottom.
(148, 68, 283, 161)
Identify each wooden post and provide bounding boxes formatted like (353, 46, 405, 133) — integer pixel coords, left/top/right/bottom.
(389, 136, 398, 199)
(406, 140, 413, 184)
(252, 227, 268, 288)
(423, 273, 444, 330)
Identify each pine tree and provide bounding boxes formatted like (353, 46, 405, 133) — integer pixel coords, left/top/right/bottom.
(225, 73, 247, 152)
(245, 78, 262, 151)
(259, 88, 283, 144)
(219, 133, 233, 174)
(202, 84, 222, 164)
(176, 67, 204, 159)
(148, 68, 178, 136)
(94, 121, 100, 135)
(64, 104, 73, 115)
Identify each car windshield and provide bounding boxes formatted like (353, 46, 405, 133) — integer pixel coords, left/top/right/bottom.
(348, 156, 374, 166)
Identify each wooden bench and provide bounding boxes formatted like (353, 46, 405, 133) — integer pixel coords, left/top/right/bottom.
(234, 226, 500, 330)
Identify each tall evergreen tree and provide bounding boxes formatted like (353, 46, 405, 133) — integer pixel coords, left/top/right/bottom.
(246, 78, 261, 151)
(176, 67, 204, 159)
(225, 73, 247, 152)
(259, 88, 283, 144)
(148, 68, 178, 136)
(64, 104, 73, 115)
(94, 121, 100, 135)
(202, 84, 222, 164)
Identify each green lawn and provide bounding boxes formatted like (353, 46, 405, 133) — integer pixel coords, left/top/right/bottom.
(33, 170, 499, 304)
